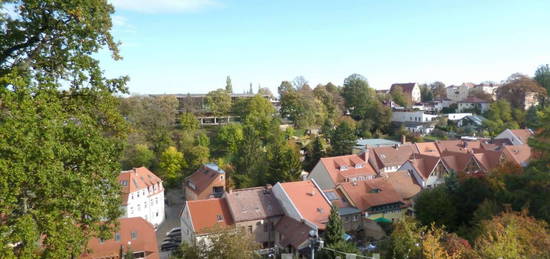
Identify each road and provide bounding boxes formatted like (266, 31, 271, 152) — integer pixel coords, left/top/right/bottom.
(157, 187, 185, 259)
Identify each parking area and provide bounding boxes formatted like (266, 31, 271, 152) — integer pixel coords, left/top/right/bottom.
(157, 188, 185, 259)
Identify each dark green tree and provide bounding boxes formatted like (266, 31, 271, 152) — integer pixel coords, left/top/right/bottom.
(324, 206, 344, 245)
(266, 142, 301, 184)
(303, 136, 326, 172)
(206, 89, 232, 116)
(329, 120, 356, 156)
(414, 186, 458, 231)
(225, 75, 233, 93)
(535, 64, 550, 96)
(0, 0, 128, 257)
(341, 74, 377, 120)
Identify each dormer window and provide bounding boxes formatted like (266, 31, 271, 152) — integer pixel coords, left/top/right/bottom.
(355, 163, 363, 169)
(369, 188, 381, 193)
(340, 166, 348, 171)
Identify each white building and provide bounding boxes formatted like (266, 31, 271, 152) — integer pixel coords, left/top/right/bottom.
(446, 113, 473, 121)
(391, 111, 439, 123)
(457, 97, 491, 113)
(446, 83, 473, 102)
(495, 129, 534, 146)
(119, 167, 165, 228)
(473, 83, 499, 100)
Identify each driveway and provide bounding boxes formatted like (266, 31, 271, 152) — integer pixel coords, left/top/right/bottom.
(157, 187, 185, 259)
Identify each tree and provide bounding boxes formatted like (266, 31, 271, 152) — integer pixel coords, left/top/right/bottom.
(341, 74, 377, 120)
(175, 226, 260, 259)
(497, 73, 546, 110)
(431, 81, 447, 99)
(292, 75, 308, 90)
(303, 136, 326, 172)
(159, 146, 185, 185)
(205, 89, 232, 116)
(475, 211, 550, 259)
(225, 76, 233, 93)
(535, 64, 550, 96)
(215, 123, 244, 156)
(420, 84, 434, 102)
(389, 217, 425, 259)
(482, 100, 518, 137)
(184, 145, 210, 174)
(324, 206, 344, 245)
(0, 0, 128, 257)
(414, 186, 458, 231)
(123, 144, 155, 169)
(328, 120, 356, 156)
(265, 142, 302, 184)
(179, 112, 199, 132)
(391, 86, 412, 107)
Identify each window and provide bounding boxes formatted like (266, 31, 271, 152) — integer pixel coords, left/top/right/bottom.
(248, 226, 253, 234)
(353, 215, 358, 222)
(216, 214, 224, 222)
(133, 252, 145, 258)
(137, 204, 141, 211)
(131, 231, 137, 240)
(130, 207, 134, 214)
(144, 202, 147, 208)
(99, 238, 104, 244)
(115, 232, 121, 241)
(220, 175, 224, 180)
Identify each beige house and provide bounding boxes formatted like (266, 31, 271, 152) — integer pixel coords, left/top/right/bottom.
(224, 186, 284, 248)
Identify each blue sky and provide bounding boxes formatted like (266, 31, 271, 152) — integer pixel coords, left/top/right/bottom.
(100, 0, 550, 95)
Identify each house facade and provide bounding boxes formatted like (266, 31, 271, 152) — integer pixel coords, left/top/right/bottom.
(180, 198, 234, 245)
(184, 163, 226, 201)
(81, 217, 159, 259)
(391, 111, 439, 123)
(446, 83, 473, 101)
(119, 167, 165, 228)
(390, 83, 421, 103)
(308, 154, 376, 190)
(457, 97, 490, 113)
(399, 155, 449, 188)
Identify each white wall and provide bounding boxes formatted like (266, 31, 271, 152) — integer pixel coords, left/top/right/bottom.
(180, 203, 195, 244)
(446, 85, 470, 101)
(447, 113, 472, 121)
(271, 183, 302, 222)
(124, 183, 165, 227)
(411, 85, 421, 103)
(392, 111, 438, 123)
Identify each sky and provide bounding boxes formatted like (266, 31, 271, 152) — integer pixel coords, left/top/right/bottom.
(99, 0, 550, 95)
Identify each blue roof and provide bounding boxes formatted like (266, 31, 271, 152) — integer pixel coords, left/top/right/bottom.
(355, 138, 400, 148)
(339, 207, 362, 216)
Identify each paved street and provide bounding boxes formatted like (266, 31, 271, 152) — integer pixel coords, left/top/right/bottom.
(157, 188, 185, 259)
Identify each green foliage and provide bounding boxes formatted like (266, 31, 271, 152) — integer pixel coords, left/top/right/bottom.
(265, 141, 302, 184)
(535, 64, 550, 95)
(123, 144, 155, 169)
(391, 86, 412, 107)
(303, 136, 326, 172)
(233, 126, 264, 187)
(206, 88, 232, 116)
(341, 74, 377, 120)
(225, 75, 233, 93)
(414, 186, 458, 231)
(159, 146, 185, 185)
(329, 120, 356, 156)
(0, 0, 129, 256)
(324, 206, 344, 246)
(215, 123, 244, 156)
(184, 145, 210, 175)
(482, 100, 519, 137)
(179, 112, 199, 132)
(389, 217, 425, 259)
(194, 131, 210, 147)
(174, 226, 260, 259)
(420, 84, 434, 102)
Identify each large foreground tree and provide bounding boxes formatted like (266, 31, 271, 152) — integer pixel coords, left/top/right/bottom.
(0, 0, 128, 257)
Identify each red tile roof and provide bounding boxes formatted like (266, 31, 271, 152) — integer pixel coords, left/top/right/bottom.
(440, 151, 475, 173)
(408, 154, 441, 179)
(339, 178, 404, 211)
(473, 150, 502, 172)
(384, 171, 422, 200)
(435, 140, 481, 154)
(81, 217, 159, 259)
(279, 180, 332, 230)
(509, 129, 534, 144)
(225, 186, 283, 222)
(118, 167, 163, 205)
(369, 144, 419, 170)
(319, 154, 376, 183)
(186, 198, 233, 234)
(415, 142, 441, 157)
(185, 164, 225, 196)
(502, 144, 532, 167)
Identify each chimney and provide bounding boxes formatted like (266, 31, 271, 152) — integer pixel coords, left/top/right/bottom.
(401, 135, 406, 144)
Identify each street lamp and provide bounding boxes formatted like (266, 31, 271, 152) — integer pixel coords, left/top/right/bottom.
(308, 230, 324, 259)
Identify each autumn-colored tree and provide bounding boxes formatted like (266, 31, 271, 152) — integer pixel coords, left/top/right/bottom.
(159, 146, 185, 185)
(475, 211, 550, 259)
(391, 86, 412, 107)
(497, 73, 546, 110)
(175, 226, 259, 259)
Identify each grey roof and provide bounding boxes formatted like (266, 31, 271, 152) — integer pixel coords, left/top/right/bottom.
(463, 115, 486, 126)
(339, 207, 362, 216)
(356, 138, 400, 148)
(205, 163, 225, 174)
(225, 187, 283, 222)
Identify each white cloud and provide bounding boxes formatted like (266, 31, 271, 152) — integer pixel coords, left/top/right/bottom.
(110, 0, 219, 13)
